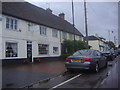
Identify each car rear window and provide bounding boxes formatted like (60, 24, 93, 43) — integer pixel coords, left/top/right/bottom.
(73, 50, 93, 56)
(103, 51, 110, 53)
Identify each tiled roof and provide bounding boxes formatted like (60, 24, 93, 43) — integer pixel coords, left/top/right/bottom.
(84, 36, 100, 40)
(2, 2, 83, 37)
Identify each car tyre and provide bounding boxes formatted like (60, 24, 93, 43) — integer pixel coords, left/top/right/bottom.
(94, 63, 99, 73)
(104, 61, 108, 68)
(67, 69, 74, 73)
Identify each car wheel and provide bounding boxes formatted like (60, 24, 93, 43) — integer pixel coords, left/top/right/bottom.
(94, 63, 99, 73)
(112, 57, 114, 61)
(67, 69, 73, 73)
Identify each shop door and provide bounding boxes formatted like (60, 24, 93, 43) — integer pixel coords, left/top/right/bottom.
(27, 41, 32, 62)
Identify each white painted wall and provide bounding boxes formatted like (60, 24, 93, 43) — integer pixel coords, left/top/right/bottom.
(2, 14, 83, 60)
(88, 40, 100, 51)
(2, 38, 27, 59)
(88, 40, 109, 52)
(2, 15, 61, 60)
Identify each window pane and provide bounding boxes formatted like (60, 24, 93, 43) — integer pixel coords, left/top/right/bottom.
(40, 26, 47, 36)
(10, 19, 14, 29)
(69, 34, 73, 40)
(14, 25, 17, 30)
(52, 29, 58, 38)
(6, 18, 9, 29)
(62, 32, 67, 39)
(73, 50, 93, 56)
(14, 20, 17, 30)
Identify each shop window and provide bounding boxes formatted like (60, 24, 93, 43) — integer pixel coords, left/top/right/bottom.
(6, 42, 18, 57)
(38, 44, 49, 54)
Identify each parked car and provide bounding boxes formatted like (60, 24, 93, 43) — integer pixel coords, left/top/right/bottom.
(114, 50, 119, 56)
(118, 49, 120, 55)
(102, 50, 115, 61)
(65, 49, 107, 73)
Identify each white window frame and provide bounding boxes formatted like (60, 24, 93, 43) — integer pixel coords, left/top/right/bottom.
(38, 44, 49, 55)
(69, 33, 73, 40)
(39, 25, 47, 36)
(62, 32, 67, 39)
(53, 47, 59, 54)
(52, 29, 58, 38)
(5, 42, 18, 57)
(6, 17, 18, 30)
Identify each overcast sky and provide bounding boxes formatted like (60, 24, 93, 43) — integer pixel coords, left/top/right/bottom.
(25, 0, 118, 45)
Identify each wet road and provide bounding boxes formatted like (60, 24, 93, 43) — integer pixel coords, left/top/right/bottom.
(2, 56, 120, 89)
(31, 56, 119, 89)
(98, 56, 119, 88)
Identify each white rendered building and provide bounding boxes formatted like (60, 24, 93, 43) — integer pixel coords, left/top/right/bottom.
(1, 2, 83, 64)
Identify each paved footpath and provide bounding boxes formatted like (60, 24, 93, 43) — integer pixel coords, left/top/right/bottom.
(2, 60, 66, 88)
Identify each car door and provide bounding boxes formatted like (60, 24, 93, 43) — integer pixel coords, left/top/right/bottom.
(93, 51, 102, 68)
(96, 50, 106, 68)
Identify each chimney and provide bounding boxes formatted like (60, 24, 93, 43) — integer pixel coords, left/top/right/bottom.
(46, 8, 52, 14)
(59, 13, 65, 20)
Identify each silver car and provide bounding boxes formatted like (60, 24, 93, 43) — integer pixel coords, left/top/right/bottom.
(65, 49, 107, 72)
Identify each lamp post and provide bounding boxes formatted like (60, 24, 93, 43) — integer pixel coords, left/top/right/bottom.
(108, 30, 114, 41)
(108, 30, 115, 49)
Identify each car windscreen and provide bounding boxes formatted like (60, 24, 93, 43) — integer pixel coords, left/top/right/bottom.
(73, 50, 93, 56)
(110, 50, 115, 53)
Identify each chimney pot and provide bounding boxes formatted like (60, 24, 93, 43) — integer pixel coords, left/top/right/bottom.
(59, 13, 65, 19)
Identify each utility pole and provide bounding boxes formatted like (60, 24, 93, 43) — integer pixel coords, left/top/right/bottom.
(84, 0, 89, 49)
(108, 30, 110, 42)
(72, 0, 75, 52)
(114, 36, 116, 46)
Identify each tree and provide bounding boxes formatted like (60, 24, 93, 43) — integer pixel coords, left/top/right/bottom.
(62, 40, 87, 55)
(107, 41, 115, 49)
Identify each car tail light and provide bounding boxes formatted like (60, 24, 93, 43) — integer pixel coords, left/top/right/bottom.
(81, 58, 92, 62)
(108, 54, 112, 56)
(66, 58, 71, 61)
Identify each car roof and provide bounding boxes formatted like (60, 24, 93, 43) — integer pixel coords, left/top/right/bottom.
(79, 49, 97, 51)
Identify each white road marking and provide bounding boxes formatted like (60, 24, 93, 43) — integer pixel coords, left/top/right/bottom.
(101, 78, 107, 85)
(49, 74, 82, 89)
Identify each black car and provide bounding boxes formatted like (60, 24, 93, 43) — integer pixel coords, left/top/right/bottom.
(65, 49, 107, 72)
(102, 50, 115, 61)
(114, 50, 119, 56)
(117, 49, 120, 55)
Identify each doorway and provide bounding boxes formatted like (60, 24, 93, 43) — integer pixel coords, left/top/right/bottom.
(27, 41, 32, 62)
